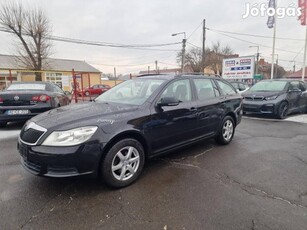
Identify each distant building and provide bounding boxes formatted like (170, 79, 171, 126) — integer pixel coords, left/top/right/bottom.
(0, 54, 101, 91)
(287, 68, 307, 80)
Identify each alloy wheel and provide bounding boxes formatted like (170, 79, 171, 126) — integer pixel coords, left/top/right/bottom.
(111, 146, 140, 181)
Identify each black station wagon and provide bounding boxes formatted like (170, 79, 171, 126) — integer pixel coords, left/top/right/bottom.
(18, 74, 243, 188)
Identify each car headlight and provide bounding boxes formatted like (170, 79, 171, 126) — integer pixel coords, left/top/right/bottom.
(42, 126, 98, 146)
(265, 95, 278, 101)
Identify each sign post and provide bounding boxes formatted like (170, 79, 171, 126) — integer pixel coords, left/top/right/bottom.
(299, 0, 307, 81)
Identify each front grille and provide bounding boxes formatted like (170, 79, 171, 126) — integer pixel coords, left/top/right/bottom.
(244, 96, 264, 101)
(20, 128, 45, 144)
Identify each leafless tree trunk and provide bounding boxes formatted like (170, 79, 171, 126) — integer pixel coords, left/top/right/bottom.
(0, 2, 52, 81)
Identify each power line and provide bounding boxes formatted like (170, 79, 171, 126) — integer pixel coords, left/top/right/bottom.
(207, 29, 303, 55)
(0, 28, 181, 51)
(206, 27, 305, 42)
(187, 22, 203, 40)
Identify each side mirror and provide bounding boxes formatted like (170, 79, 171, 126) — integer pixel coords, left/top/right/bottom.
(157, 97, 181, 107)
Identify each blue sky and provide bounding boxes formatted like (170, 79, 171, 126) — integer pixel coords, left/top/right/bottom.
(0, 0, 305, 74)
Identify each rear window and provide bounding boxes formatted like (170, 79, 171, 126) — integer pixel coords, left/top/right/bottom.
(7, 84, 46, 91)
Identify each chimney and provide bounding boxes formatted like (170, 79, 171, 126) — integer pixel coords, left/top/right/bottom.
(258, 58, 265, 66)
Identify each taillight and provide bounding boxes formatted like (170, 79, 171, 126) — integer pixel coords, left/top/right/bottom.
(32, 95, 50, 102)
(0, 96, 3, 103)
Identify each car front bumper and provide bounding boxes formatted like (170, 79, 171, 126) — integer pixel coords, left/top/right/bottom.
(243, 100, 279, 115)
(18, 138, 103, 178)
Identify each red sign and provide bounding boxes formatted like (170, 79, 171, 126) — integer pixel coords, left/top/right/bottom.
(299, 0, 307, 25)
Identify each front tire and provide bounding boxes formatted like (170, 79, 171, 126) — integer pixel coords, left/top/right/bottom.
(277, 101, 288, 119)
(215, 116, 235, 145)
(101, 138, 145, 188)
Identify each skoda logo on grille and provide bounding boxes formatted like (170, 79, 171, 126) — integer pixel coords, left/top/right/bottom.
(14, 95, 19, 101)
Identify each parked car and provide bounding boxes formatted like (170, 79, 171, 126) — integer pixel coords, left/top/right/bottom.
(18, 75, 242, 188)
(78, 84, 111, 96)
(242, 79, 307, 119)
(229, 81, 250, 94)
(0, 82, 70, 127)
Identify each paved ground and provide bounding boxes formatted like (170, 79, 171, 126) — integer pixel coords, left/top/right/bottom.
(1, 116, 307, 230)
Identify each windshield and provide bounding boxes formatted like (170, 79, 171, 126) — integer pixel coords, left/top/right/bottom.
(7, 84, 46, 91)
(95, 78, 165, 105)
(250, 81, 287, 92)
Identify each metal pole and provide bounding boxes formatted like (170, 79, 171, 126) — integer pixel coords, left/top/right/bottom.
(114, 67, 117, 85)
(202, 19, 206, 73)
(72, 69, 78, 103)
(87, 73, 91, 101)
(182, 37, 186, 74)
(302, 25, 307, 81)
(256, 47, 259, 75)
(148, 66, 150, 74)
(270, 1, 277, 79)
(81, 73, 84, 101)
(275, 55, 278, 78)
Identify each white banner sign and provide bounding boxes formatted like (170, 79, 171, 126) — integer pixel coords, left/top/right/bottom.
(222, 56, 255, 80)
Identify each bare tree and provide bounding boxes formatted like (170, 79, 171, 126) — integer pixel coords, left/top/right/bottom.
(177, 41, 235, 74)
(0, 2, 52, 81)
(205, 41, 234, 75)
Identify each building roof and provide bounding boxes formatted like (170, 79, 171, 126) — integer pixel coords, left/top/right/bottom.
(0, 54, 101, 73)
(288, 68, 307, 79)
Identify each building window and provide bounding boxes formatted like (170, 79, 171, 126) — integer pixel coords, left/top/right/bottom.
(46, 72, 63, 88)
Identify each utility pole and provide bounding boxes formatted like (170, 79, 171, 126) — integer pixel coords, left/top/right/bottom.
(114, 67, 117, 85)
(275, 54, 278, 78)
(148, 66, 150, 74)
(182, 38, 186, 74)
(172, 32, 186, 73)
(249, 46, 260, 75)
(155, 61, 158, 74)
(202, 19, 206, 74)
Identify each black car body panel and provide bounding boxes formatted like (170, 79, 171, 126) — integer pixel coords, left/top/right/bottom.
(17, 75, 242, 178)
(0, 82, 70, 123)
(242, 80, 307, 116)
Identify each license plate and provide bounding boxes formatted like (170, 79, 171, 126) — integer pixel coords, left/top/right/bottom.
(20, 144, 28, 160)
(7, 110, 30, 115)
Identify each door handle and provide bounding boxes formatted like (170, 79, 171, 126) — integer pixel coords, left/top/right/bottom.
(190, 107, 197, 112)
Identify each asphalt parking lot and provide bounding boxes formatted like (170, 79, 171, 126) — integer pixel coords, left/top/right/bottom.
(1, 115, 307, 230)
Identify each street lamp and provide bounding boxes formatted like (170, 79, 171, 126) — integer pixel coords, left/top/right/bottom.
(172, 32, 186, 73)
(249, 46, 260, 75)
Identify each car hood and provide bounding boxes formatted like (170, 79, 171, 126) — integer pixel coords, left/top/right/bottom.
(242, 91, 283, 98)
(31, 102, 139, 130)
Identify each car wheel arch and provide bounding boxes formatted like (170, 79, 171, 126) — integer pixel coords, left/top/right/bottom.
(101, 131, 149, 159)
(225, 111, 237, 127)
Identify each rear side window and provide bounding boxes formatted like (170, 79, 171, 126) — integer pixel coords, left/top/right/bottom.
(216, 80, 237, 95)
(193, 79, 216, 100)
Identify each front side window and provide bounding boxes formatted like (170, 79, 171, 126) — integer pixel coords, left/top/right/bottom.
(95, 78, 165, 105)
(159, 79, 192, 102)
(193, 78, 216, 100)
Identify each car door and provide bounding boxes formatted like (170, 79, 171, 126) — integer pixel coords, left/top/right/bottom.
(149, 79, 198, 153)
(192, 78, 221, 137)
(298, 81, 307, 111)
(287, 81, 303, 112)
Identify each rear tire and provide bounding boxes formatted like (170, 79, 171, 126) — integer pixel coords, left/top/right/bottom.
(277, 101, 288, 119)
(100, 138, 145, 188)
(215, 116, 235, 145)
(0, 122, 7, 128)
